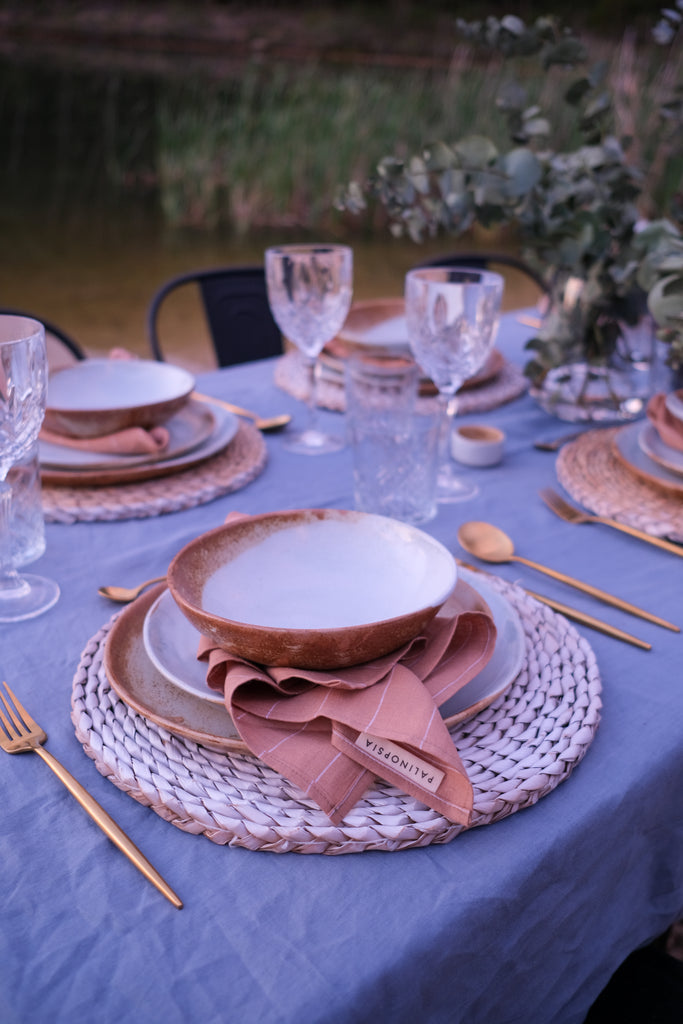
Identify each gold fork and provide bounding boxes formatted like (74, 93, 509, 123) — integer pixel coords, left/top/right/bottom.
(0, 680, 182, 909)
(540, 487, 683, 559)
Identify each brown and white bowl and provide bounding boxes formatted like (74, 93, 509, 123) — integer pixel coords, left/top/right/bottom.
(45, 358, 195, 438)
(167, 508, 457, 669)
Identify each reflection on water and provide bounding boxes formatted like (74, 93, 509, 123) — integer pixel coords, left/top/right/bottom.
(0, 49, 539, 373)
(1, 202, 539, 373)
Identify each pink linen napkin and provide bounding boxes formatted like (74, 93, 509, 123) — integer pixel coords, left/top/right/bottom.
(43, 349, 170, 455)
(39, 423, 170, 455)
(198, 581, 497, 826)
(646, 392, 683, 452)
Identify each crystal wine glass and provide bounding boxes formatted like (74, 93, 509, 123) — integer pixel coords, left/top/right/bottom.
(404, 266, 504, 502)
(0, 316, 60, 621)
(265, 244, 353, 454)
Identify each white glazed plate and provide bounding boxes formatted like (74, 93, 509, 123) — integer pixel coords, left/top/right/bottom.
(638, 422, 683, 477)
(40, 400, 239, 487)
(40, 399, 217, 470)
(613, 421, 683, 495)
(140, 566, 526, 725)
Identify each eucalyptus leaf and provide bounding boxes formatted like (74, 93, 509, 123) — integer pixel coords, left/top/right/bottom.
(500, 14, 526, 35)
(565, 78, 591, 106)
(340, 9, 683, 381)
(583, 91, 611, 120)
(496, 79, 527, 112)
(453, 135, 499, 169)
(407, 156, 430, 195)
(501, 147, 542, 196)
(648, 274, 683, 328)
(542, 38, 587, 69)
(523, 117, 551, 137)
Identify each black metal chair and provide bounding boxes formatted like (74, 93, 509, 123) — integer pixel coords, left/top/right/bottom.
(0, 307, 85, 361)
(147, 266, 283, 368)
(414, 251, 550, 297)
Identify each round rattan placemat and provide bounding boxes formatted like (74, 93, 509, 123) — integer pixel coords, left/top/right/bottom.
(556, 428, 683, 541)
(71, 575, 602, 854)
(42, 421, 267, 524)
(274, 350, 528, 415)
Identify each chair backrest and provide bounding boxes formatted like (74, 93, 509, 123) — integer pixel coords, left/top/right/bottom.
(147, 266, 283, 368)
(414, 251, 549, 297)
(0, 307, 85, 361)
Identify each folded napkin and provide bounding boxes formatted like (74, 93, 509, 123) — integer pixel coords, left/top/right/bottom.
(198, 581, 497, 826)
(646, 392, 683, 452)
(40, 423, 170, 456)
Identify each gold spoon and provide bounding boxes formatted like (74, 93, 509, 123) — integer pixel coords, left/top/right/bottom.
(457, 521, 679, 632)
(98, 576, 166, 603)
(192, 391, 291, 432)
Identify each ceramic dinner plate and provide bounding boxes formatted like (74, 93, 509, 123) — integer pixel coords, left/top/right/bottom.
(319, 346, 504, 394)
(104, 567, 526, 754)
(613, 421, 683, 495)
(39, 399, 217, 470)
(637, 422, 683, 477)
(40, 399, 239, 487)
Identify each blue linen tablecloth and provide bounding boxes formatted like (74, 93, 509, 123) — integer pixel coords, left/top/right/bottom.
(1, 314, 682, 1024)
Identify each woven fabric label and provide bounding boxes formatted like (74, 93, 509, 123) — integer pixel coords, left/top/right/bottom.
(355, 732, 445, 794)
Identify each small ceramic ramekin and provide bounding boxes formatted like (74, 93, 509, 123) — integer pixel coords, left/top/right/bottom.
(451, 424, 506, 467)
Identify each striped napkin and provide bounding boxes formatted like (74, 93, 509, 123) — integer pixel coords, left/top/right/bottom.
(39, 424, 169, 455)
(198, 580, 496, 826)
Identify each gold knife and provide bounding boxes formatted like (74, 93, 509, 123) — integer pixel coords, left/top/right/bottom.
(458, 562, 651, 650)
(524, 588, 651, 650)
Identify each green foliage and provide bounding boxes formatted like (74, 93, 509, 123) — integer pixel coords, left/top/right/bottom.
(337, 8, 683, 378)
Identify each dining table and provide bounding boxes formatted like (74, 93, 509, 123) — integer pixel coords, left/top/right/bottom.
(1, 310, 682, 1024)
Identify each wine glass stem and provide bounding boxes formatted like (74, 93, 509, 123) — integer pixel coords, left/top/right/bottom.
(437, 392, 458, 475)
(0, 479, 29, 598)
(303, 356, 322, 435)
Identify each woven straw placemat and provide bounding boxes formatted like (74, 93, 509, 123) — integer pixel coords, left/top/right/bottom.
(274, 350, 528, 415)
(42, 421, 266, 524)
(556, 428, 683, 541)
(71, 575, 602, 854)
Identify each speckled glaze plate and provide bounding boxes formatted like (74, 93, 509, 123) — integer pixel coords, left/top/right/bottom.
(104, 568, 526, 753)
(613, 421, 683, 495)
(41, 400, 239, 487)
(40, 399, 217, 470)
(319, 345, 504, 395)
(638, 422, 683, 478)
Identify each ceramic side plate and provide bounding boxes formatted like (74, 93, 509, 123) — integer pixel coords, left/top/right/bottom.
(104, 569, 526, 754)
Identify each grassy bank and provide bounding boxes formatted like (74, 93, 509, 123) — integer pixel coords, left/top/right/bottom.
(1, 5, 680, 236)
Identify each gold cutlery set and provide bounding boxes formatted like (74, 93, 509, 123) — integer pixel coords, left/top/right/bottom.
(458, 488, 681, 651)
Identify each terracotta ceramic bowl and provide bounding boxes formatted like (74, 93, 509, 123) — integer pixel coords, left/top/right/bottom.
(335, 298, 409, 355)
(167, 508, 457, 669)
(45, 358, 195, 438)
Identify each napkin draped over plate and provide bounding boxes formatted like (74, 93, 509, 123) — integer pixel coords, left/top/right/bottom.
(646, 393, 683, 453)
(40, 424, 170, 455)
(198, 581, 497, 826)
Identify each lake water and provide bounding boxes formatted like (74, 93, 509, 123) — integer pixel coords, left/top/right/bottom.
(1, 200, 539, 373)
(0, 44, 539, 374)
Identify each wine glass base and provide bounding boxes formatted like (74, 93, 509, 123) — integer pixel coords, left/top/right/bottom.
(0, 573, 60, 622)
(436, 471, 480, 503)
(283, 428, 345, 456)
